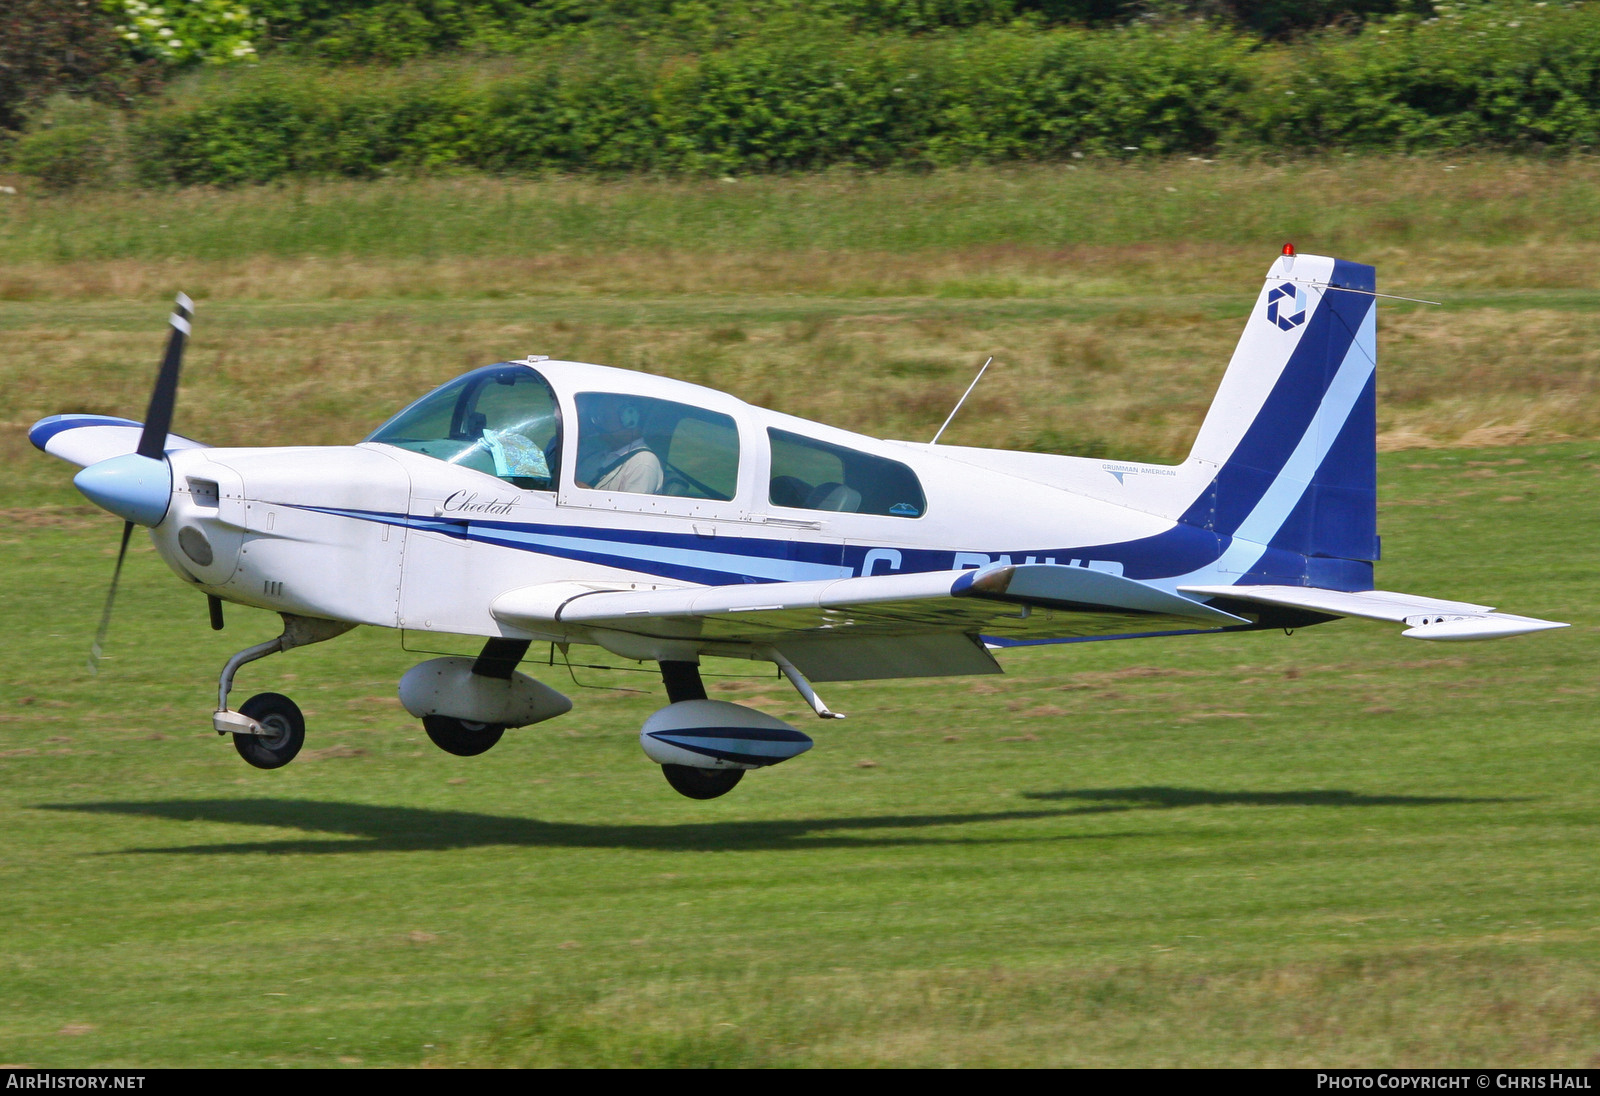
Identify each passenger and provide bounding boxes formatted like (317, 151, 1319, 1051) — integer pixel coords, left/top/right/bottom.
(575, 401, 664, 494)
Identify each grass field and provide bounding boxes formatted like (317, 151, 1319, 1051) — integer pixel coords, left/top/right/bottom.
(1, 158, 1596, 1067)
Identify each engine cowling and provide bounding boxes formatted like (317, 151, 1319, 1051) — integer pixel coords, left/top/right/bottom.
(640, 699, 814, 771)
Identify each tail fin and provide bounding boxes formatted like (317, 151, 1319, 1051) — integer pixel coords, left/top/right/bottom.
(1180, 251, 1379, 574)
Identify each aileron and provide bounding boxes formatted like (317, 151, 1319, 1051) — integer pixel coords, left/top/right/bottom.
(1180, 584, 1567, 641)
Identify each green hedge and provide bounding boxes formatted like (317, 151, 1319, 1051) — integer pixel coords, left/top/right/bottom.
(1240, 4, 1600, 147)
(242, 1, 1426, 62)
(119, 25, 1265, 183)
(19, 3, 1600, 187)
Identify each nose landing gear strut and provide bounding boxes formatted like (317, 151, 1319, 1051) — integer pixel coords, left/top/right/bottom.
(212, 613, 355, 769)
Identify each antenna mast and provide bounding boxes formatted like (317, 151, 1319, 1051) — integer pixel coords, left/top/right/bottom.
(929, 357, 993, 446)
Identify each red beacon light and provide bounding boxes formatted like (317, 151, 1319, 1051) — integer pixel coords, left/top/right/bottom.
(1282, 242, 1296, 256)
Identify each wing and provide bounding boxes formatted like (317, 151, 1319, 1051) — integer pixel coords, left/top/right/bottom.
(1179, 584, 1567, 641)
(30, 415, 207, 468)
(492, 564, 1250, 682)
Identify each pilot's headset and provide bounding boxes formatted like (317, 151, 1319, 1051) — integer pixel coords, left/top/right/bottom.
(587, 400, 643, 434)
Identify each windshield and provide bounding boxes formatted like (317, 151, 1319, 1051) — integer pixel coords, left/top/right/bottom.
(366, 364, 562, 490)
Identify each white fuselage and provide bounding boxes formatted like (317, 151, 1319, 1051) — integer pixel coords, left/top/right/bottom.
(148, 360, 1222, 655)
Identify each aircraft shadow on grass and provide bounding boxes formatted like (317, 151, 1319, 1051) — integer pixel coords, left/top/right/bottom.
(36, 798, 1144, 855)
(37, 785, 1509, 856)
(1021, 786, 1515, 809)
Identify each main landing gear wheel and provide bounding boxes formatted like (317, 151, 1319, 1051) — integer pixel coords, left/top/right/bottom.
(423, 715, 506, 757)
(661, 764, 744, 800)
(232, 692, 305, 770)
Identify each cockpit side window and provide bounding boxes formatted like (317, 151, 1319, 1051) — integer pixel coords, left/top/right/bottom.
(574, 393, 738, 501)
(366, 364, 562, 491)
(768, 428, 925, 518)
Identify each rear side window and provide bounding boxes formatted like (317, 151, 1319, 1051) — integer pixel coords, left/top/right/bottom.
(768, 429, 925, 518)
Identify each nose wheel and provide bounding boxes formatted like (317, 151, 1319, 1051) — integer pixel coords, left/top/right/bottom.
(231, 692, 305, 769)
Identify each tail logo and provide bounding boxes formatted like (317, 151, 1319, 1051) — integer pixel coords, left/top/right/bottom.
(1265, 282, 1308, 331)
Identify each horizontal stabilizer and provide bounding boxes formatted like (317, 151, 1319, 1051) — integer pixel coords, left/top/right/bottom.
(30, 415, 206, 468)
(1179, 584, 1567, 642)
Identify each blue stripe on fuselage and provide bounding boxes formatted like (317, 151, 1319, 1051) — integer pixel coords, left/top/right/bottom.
(290, 504, 852, 587)
(281, 502, 1359, 593)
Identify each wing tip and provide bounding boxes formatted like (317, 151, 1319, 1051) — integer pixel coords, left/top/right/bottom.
(29, 414, 143, 455)
(1401, 617, 1569, 641)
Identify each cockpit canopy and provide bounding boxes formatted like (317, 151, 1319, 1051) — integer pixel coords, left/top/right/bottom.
(368, 361, 925, 518)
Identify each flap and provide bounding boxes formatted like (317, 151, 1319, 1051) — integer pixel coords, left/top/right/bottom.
(956, 563, 1246, 623)
(778, 633, 1002, 682)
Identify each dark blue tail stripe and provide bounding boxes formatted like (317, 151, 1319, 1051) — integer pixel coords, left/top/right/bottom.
(1180, 259, 1377, 566)
(1269, 369, 1378, 560)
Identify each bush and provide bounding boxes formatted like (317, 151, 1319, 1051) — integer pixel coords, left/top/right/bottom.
(131, 22, 1262, 183)
(103, 0, 267, 66)
(0, 0, 155, 133)
(1144, 0, 1433, 41)
(1239, 1, 1600, 149)
(8, 99, 126, 190)
(241, 1, 1092, 62)
(115, 1, 1600, 185)
(235, 0, 1441, 62)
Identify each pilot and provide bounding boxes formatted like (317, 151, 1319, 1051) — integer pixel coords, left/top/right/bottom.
(575, 400, 664, 494)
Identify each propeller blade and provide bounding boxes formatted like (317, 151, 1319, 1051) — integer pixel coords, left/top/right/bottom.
(89, 294, 192, 673)
(88, 520, 135, 675)
(136, 293, 193, 461)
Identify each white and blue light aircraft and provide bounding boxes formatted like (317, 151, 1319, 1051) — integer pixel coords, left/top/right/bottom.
(30, 249, 1566, 799)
